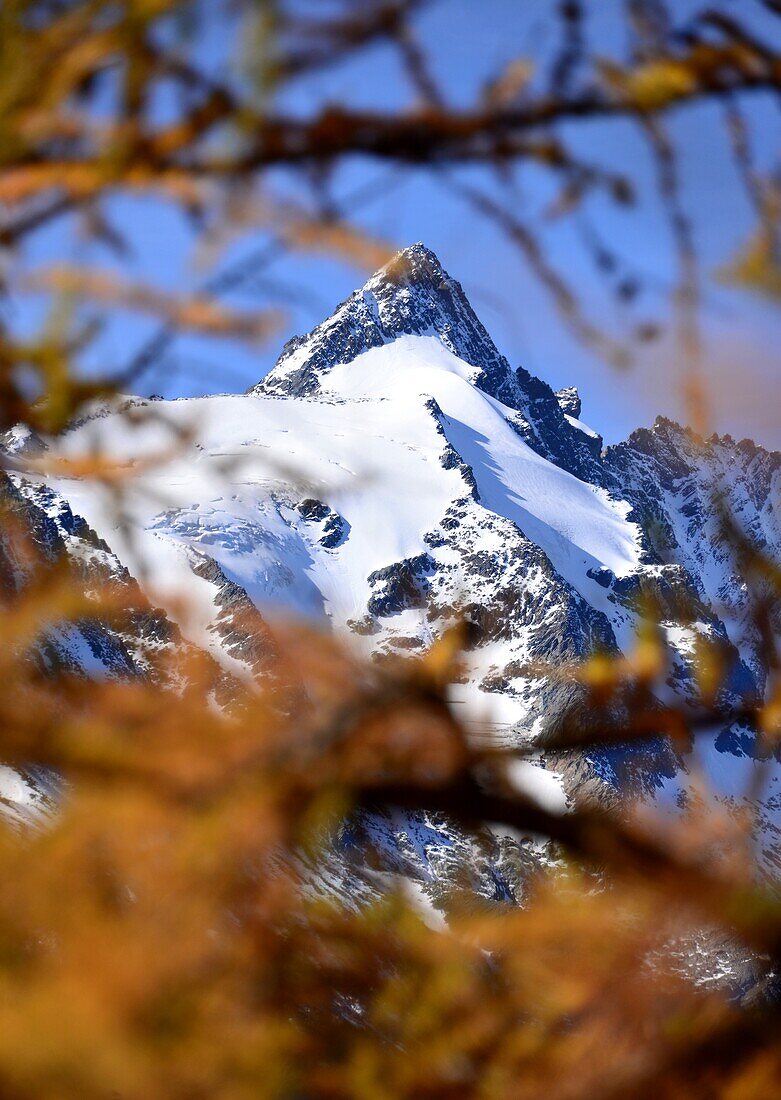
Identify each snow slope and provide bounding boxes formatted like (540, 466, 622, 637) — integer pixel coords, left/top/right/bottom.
(27, 331, 647, 748)
(4, 242, 779, 901)
(52, 337, 638, 621)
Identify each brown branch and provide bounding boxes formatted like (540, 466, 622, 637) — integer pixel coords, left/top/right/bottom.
(3, 37, 780, 197)
(534, 701, 762, 756)
(443, 175, 632, 367)
(199, 61, 781, 170)
(23, 265, 286, 344)
(549, 0, 585, 94)
(272, 0, 434, 82)
(394, 22, 445, 108)
(355, 775, 781, 955)
(642, 115, 700, 364)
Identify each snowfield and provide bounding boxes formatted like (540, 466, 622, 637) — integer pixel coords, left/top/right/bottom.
(49, 335, 642, 671)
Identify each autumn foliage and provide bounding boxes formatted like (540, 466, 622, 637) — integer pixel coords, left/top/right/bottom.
(0, 2, 781, 1098)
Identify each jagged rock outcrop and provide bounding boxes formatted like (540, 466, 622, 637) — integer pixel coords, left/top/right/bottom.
(603, 417, 781, 693)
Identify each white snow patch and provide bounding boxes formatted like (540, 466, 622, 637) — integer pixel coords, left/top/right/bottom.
(564, 413, 600, 440)
(505, 760, 569, 814)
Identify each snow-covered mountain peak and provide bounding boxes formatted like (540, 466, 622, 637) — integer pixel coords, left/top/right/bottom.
(254, 243, 606, 482)
(253, 242, 513, 402)
(5, 244, 781, 912)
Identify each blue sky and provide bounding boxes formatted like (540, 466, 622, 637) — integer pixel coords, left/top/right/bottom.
(12, 0, 781, 448)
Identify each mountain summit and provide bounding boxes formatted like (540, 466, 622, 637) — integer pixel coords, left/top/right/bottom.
(254, 243, 603, 480)
(4, 242, 781, 907)
(254, 243, 508, 397)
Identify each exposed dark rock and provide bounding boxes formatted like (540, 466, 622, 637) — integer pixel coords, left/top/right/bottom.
(297, 497, 350, 549)
(367, 553, 436, 617)
(555, 386, 582, 419)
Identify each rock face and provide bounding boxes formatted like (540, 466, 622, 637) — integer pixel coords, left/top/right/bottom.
(2, 243, 780, 927)
(603, 418, 781, 693)
(0, 472, 171, 684)
(255, 243, 604, 483)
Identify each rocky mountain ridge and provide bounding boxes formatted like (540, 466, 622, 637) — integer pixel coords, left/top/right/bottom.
(2, 244, 779, 930)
